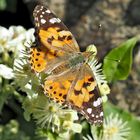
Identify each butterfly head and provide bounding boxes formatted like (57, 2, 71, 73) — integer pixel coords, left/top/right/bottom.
(82, 52, 93, 63)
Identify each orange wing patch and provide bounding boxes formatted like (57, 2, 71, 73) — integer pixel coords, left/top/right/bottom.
(39, 27, 74, 49)
(29, 47, 47, 72)
(68, 74, 97, 108)
(29, 44, 64, 72)
(44, 80, 70, 103)
(44, 71, 76, 103)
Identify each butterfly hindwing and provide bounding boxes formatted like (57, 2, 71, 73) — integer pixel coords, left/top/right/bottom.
(68, 64, 103, 124)
(44, 68, 79, 104)
(44, 63, 103, 124)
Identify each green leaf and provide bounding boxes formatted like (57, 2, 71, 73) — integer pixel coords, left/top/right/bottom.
(104, 102, 140, 140)
(103, 37, 137, 82)
(0, 0, 6, 10)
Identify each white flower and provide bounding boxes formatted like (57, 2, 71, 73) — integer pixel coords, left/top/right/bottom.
(88, 59, 106, 85)
(13, 57, 34, 90)
(7, 26, 35, 57)
(103, 114, 130, 140)
(86, 44, 97, 58)
(0, 26, 35, 58)
(86, 45, 110, 97)
(83, 135, 94, 140)
(0, 26, 11, 53)
(85, 113, 130, 140)
(0, 64, 14, 79)
(29, 95, 81, 134)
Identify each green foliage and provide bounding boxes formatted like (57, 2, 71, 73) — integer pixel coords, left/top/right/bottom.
(0, 80, 15, 112)
(0, 0, 6, 10)
(103, 37, 137, 83)
(0, 120, 30, 140)
(0, 0, 17, 12)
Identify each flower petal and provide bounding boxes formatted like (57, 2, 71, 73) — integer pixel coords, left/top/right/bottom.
(0, 64, 14, 79)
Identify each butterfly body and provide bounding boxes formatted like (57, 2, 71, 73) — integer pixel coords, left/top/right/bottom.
(30, 5, 104, 125)
(51, 52, 92, 75)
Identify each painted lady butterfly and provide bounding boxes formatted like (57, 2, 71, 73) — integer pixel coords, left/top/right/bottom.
(29, 5, 103, 125)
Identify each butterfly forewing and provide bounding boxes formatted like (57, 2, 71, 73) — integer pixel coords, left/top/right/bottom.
(29, 5, 80, 73)
(33, 5, 79, 52)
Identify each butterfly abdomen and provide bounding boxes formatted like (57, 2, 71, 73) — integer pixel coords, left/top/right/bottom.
(51, 62, 69, 75)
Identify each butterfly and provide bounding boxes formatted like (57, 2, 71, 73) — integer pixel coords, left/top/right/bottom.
(29, 5, 103, 125)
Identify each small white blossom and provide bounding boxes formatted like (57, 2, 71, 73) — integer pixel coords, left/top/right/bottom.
(0, 26, 11, 52)
(103, 114, 130, 140)
(0, 26, 35, 58)
(0, 64, 14, 79)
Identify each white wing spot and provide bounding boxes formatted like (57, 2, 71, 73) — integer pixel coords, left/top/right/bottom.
(40, 6, 43, 10)
(40, 15, 43, 18)
(45, 9, 51, 13)
(41, 19, 46, 24)
(93, 97, 102, 107)
(100, 111, 103, 117)
(87, 108, 92, 114)
(93, 101, 98, 107)
(96, 115, 99, 118)
(91, 114, 94, 117)
(94, 120, 97, 123)
(49, 18, 61, 24)
(36, 10, 40, 13)
(42, 11, 45, 14)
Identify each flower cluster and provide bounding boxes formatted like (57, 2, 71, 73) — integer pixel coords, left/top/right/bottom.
(23, 94, 82, 138)
(0, 26, 34, 80)
(0, 26, 35, 112)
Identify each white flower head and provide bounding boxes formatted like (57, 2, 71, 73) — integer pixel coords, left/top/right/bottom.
(8, 27, 35, 57)
(0, 26, 35, 58)
(0, 64, 14, 79)
(30, 95, 81, 134)
(0, 26, 11, 53)
(103, 113, 130, 140)
(85, 113, 130, 140)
